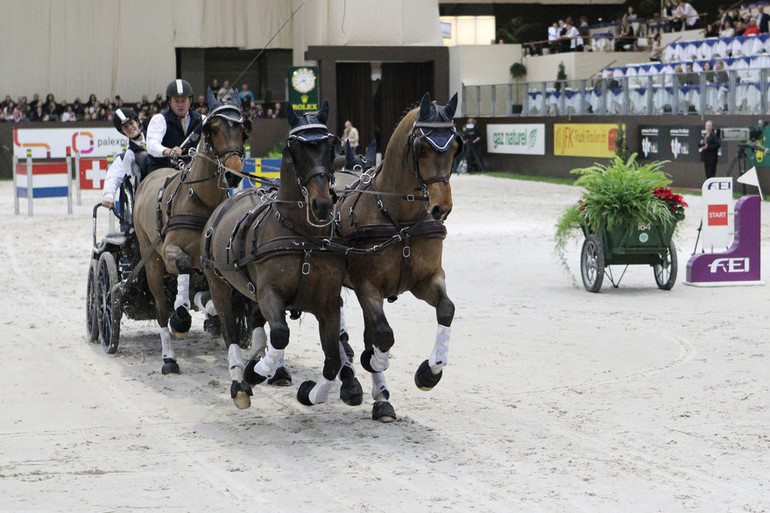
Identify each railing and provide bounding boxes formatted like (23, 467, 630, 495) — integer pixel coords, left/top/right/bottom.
(462, 67, 770, 117)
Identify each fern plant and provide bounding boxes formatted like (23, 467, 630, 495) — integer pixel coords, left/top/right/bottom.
(554, 154, 681, 276)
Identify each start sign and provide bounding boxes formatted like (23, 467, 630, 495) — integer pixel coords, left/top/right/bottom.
(700, 177, 734, 251)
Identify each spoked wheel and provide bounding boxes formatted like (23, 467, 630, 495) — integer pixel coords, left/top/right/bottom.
(581, 235, 605, 293)
(96, 252, 123, 354)
(654, 239, 678, 290)
(86, 259, 99, 343)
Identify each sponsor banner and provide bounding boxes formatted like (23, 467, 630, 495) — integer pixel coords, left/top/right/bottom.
(554, 124, 622, 158)
(13, 127, 128, 159)
(700, 177, 734, 251)
(486, 124, 545, 155)
(638, 126, 727, 162)
(242, 158, 281, 188)
(79, 159, 109, 190)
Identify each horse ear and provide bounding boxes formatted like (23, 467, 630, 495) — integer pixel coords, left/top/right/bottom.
(286, 102, 299, 127)
(345, 141, 355, 166)
(365, 140, 377, 164)
(207, 87, 220, 110)
(418, 92, 432, 121)
(445, 93, 458, 119)
(317, 100, 330, 125)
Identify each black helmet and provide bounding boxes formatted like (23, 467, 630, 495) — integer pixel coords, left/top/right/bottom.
(112, 107, 139, 132)
(166, 79, 194, 100)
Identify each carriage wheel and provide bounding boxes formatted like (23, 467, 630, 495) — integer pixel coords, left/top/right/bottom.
(654, 239, 678, 290)
(86, 259, 99, 343)
(580, 235, 605, 293)
(96, 252, 123, 354)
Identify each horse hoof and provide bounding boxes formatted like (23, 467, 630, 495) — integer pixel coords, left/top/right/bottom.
(231, 380, 253, 410)
(340, 376, 363, 406)
(340, 332, 355, 360)
(169, 306, 192, 338)
(204, 315, 221, 337)
(267, 366, 292, 387)
(243, 358, 267, 386)
(161, 358, 180, 375)
(372, 400, 396, 422)
(297, 380, 316, 406)
(414, 359, 442, 390)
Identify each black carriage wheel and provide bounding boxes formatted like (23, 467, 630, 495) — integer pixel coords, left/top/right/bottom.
(654, 239, 678, 290)
(581, 235, 605, 293)
(86, 259, 99, 342)
(96, 252, 123, 354)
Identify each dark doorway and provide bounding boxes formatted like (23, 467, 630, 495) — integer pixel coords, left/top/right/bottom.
(336, 61, 434, 155)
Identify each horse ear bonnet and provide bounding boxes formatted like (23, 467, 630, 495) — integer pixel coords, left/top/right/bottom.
(205, 86, 247, 127)
(287, 99, 334, 143)
(414, 91, 459, 152)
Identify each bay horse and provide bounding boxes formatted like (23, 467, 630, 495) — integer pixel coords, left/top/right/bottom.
(201, 101, 363, 410)
(336, 92, 461, 422)
(133, 88, 250, 375)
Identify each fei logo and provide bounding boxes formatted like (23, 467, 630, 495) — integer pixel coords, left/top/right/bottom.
(707, 204, 728, 225)
(708, 257, 750, 273)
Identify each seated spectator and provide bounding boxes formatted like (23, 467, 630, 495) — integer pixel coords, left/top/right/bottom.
(705, 23, 720, 37)
(61, 104, 77, 122)
(719, 19, 735, 38)
(744, 17, 760, 36)
(614, 19, 634, 51)
(714, 59, 729, 84)
(681, 63, 698, 85)
(735, 20, 746, 36)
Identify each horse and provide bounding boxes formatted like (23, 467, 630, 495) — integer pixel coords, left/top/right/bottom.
(201, 100, 363, 410)
(132, 88, 251, 375)
(336, 91, 461, 422)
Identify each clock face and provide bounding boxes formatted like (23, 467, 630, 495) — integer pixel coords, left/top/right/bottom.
(292, 68, 316, 93)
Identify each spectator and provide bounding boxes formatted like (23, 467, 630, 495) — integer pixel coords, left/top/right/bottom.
(29, 103, 44, 122)
(744, 17, 760, 36)
(565, 18, 583, 51)
(714, 60, 729, 84)
(578, 16, 590, 40)
(650, 33, 663, 61)
(265, 107, 275, 119)
(735, 20, 746, 36)
(664, 0, 681, 32)
(238, 84, 254, 109)
(72, 98, 85, 119)
(60, 103, 76, 122)
(342, 120, 360, 154)
(218, 80, 231, 100)
(28, 93, 41, 113)
(251, 104, 264, 120)
(42, 94, 60, 121)
(210, 78, 220, 93)
(273, 101, 285, 118)
(615, 19, 634, 51)
(622, 6, 637, 24)
(547, 21, 561, 54)
(757, 6, 770, 33)
(718, 5, 733, 30)
(681, 63, 698, 85)
(675, 0, 700, 30)
(719, 19, 735, 38)
(559, 18, 572, 53)
(705, 23, 720, 37)
(699, 120, 720, 179)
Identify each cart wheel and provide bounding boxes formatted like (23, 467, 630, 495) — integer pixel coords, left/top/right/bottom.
(581, 235, 605, 293)
(96, 252, 122, 354)
(654, 239, 678, 290)
(86, 259, 100, 343)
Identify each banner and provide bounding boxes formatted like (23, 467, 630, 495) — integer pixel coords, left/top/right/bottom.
(13, 127, 128, 159)
(638, 126, 727, 162)
(553, 124, 622, 158)
(487, 124, 545, 155)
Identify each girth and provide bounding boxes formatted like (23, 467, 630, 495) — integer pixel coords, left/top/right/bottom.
(346, 219, 447, 244)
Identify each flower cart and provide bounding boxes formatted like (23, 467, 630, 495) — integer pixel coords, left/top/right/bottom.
(555, 156, 688, 293)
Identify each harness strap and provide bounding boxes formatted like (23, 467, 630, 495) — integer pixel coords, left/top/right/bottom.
(165, 214, 211, 232)
(290, 250, 312, 319)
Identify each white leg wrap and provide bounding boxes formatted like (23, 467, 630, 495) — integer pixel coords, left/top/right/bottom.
(371, 372, 389, 401)
(254, 342, 283, 379)
(339, 340, 353, 367)
(194, 292, 217, 316)
(308, 378, 335, 405)
(371, 347, 390, 372)
(243, 327, 268, 361)
(174, 274, 191, 311)
(428, 324, 451, 373)
(160, 327, 175, 360)
(228, 344, 244, 371)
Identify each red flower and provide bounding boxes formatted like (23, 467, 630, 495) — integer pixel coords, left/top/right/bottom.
(652, 187, 688, 212)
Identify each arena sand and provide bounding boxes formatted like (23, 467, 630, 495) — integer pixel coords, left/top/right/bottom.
(0, 175, 768, 512)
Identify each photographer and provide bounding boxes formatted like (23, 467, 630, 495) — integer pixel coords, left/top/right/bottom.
(699, 120, 721, 179)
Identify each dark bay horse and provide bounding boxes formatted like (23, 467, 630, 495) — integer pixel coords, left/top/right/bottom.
(201, 101, 363, 410)
(336, 92, 461, 422)
(133, 89, 250, 375)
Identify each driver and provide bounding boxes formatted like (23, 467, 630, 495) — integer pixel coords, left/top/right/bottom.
(146, 78, 203, 173)
(101, 107, 148, 209)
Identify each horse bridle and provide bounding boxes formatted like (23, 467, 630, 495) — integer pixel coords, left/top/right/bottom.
(284, 122, 340, 190)
(408, 119, 463, 186)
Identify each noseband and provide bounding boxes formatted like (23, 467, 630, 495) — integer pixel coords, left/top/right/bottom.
(408, 120, 462, 186)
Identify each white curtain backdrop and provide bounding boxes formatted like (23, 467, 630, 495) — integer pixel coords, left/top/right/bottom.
(0, 0, 441, 102)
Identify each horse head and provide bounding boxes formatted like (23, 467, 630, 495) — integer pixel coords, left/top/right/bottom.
(203, 87, 251, 188)
(408, 92, 461, 221)
(284, 100, 341, 222)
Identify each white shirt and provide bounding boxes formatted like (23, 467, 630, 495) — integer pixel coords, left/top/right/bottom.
(102, 133, 147, 200)
(567, 26, 582, 48)
(146, 111, 191, 158)
(548, 26, 559, 41)
(676, 2, 699, 27)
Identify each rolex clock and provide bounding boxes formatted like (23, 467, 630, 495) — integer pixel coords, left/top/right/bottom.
(288, 66, 319, 112)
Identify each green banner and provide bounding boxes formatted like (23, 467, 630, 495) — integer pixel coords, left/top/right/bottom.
(287, 66, 319, 113)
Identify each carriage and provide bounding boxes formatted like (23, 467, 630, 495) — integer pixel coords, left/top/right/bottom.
(579, 219, 679, 293)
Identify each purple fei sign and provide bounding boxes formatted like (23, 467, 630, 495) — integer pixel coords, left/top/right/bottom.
(685, 195, 764, 286)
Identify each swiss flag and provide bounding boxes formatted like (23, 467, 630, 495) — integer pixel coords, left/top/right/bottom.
(79, 159, 109, 190)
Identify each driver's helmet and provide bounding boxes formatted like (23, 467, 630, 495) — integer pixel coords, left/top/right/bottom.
(166, 79, 194, 100)
(112, 107, 139, 133)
